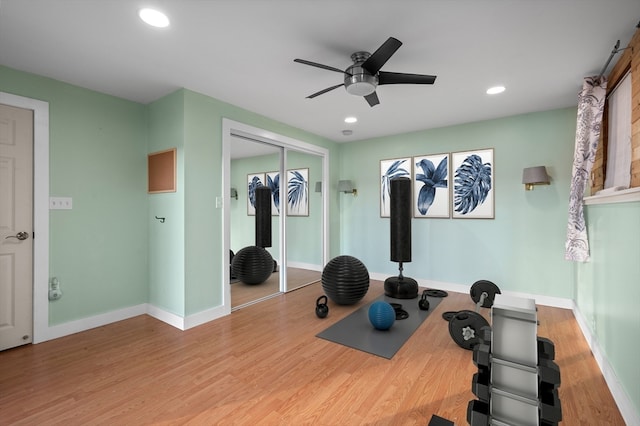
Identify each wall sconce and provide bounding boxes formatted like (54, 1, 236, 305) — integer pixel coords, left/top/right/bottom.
(522, 166, 550, 190)
(338, 180, 357, 196)
(315, 182, 322, 193)
(230, 187, 238, 200)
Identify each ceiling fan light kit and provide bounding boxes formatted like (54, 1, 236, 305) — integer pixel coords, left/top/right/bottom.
(294, 37, 437, 107)
(344, 52, 378, 96)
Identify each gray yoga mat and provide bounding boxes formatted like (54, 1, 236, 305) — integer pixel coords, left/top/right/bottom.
(316, 292, 443, 359)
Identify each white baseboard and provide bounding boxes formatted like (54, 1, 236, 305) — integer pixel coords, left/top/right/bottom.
(498, 289, 573, 309)
(572, 304, 640, 426)
(136, 304, 229, 331)
(413, 277, 472, 295)
(183, 304, 229, 330)
(369, 274, 573, 309)
(38, 302, 229, 340)
(287, 261, 322, 272)
(40, 304, 147, 342)
(146, 304, 185, 330)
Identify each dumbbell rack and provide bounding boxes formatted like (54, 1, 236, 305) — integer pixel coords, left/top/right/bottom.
(467, 294, 562, 426)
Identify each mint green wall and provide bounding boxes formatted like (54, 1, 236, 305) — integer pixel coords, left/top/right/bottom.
(147, 91, 186, 316)
(338, 108, 577, 298)
(0, 65, 149, 324)
(183, 91, 223, 315)
(578, 202, 640, 415)
(286, 151, 323, 266)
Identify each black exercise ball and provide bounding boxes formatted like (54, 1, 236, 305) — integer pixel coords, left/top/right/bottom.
(230, 249, 237, 280)
(321, 255, 370, 305)
(231, 246, 274, 285)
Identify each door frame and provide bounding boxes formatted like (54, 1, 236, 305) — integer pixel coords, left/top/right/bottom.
(222, 119, 329, 314)
(0, 92, 49, 344)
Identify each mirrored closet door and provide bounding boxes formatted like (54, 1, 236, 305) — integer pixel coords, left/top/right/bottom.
(223, 119, 329, 312)
(229, 136, 283, 309)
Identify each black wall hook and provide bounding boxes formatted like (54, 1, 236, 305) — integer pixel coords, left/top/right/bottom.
(155, 216, 165, 223)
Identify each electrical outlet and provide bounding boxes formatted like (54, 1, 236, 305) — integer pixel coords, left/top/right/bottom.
(50, 197, 73, 210)
(48, 277, 63, 301)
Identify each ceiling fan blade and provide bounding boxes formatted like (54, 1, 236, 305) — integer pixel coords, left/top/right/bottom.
(294, 59, 351, 76)
(378, 71, 437, 85)
(362, 37, 402, 74)
(364, 92, 380, 107)
(307, 83, 344, 99)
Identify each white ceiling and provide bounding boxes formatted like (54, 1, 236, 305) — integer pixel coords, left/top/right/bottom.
(1, 1, 639, 143)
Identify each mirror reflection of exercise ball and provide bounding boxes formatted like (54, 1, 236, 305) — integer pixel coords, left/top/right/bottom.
(231, 246, 273, 285)
(232, 186, 274, 285)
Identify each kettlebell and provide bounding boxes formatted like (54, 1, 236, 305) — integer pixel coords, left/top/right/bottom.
(315, 295, 329, 318)
(418, 290, 430, 311)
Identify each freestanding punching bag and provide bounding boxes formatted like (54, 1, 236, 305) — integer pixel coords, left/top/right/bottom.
(231, 186, 274, 285)
(384, 177, 419, 299)
(390, 178, 412, 263)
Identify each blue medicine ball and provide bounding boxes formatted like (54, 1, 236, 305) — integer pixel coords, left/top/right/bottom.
(368, 301, 395, 330)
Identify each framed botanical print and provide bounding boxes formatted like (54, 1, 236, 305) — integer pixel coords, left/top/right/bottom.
(380, 157, 412, 217)
(247, 173, 265, 216)
(413, 153, 450, 218)
(451, 148, 494, 219)
(266, 171, 280, 215)
(286, 168, 308, 216)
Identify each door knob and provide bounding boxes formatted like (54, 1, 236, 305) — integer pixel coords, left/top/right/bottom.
(5, 231, 29, 241)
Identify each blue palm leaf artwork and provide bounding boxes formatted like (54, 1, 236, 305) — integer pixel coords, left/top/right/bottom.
(287, 169, 308, 215)
(415, 156, 448, 215)
(267, 172, 280, 213)
(453, 154, 492, 215)
(248, 175, 263, 210)
(380, 158, 411, 215)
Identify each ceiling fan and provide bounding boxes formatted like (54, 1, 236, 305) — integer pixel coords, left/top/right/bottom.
(294, 37, 437, 107)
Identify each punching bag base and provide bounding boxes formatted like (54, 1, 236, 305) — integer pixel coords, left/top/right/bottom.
(384, 276, 419, 299)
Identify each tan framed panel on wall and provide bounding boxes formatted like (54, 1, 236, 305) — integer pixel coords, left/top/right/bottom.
(148, 148, 176, 193)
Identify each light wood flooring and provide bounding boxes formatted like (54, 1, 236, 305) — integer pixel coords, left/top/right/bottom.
(0, 281, 625, 425)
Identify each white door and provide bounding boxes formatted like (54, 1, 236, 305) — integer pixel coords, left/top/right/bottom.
(0, 103, 34, 351)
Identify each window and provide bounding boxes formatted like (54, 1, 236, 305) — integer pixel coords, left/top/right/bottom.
(604, 71, 631, 190)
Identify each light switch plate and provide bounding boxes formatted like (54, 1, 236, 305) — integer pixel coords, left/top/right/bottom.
(50, 197, 73, 210)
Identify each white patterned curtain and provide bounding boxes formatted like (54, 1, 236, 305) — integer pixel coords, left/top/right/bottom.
(565, 76, 607, 262)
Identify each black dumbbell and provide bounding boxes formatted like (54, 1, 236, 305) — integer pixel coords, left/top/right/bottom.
(466, 400, 489, 426)
(473, 343, 491, 369)
(471, 371, 490, 402)
(538, 336, 555, 360)
(538, 358, 561, 387)
(539, 388, 563, 423)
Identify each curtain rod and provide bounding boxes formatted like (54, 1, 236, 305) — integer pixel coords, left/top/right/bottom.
(597, 40, 622, 79)
(598, 19, 639, 80)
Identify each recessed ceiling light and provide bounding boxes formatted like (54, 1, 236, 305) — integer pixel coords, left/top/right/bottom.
(486, 86, 506, 95)
(344, 116, 358, 124)
(139, 8, 170, 28)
